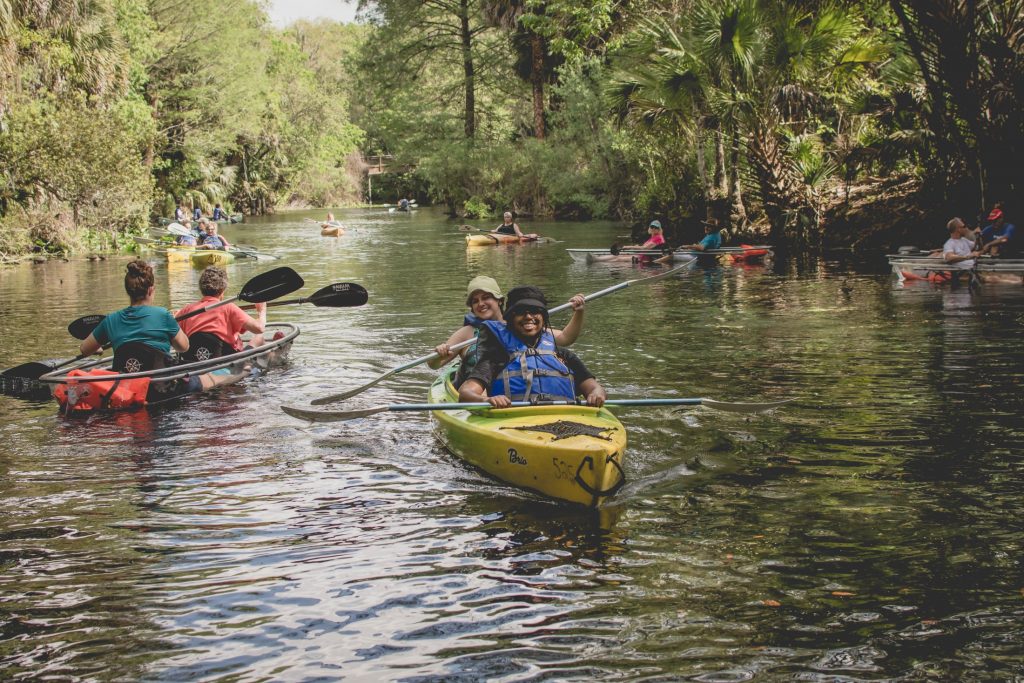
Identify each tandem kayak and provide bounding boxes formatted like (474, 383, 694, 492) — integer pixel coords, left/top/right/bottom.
(428, 366, 627, 507)
(39, 322, 298, 414)
(191, 250, 236, 267)
(567, 245, 772, 264)
(466, 233, 538, 246)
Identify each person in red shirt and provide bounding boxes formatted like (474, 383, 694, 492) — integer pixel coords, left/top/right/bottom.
(176, 267, 266, 359)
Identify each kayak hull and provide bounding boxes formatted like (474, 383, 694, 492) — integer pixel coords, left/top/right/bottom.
(321, 225, 344, 237)
(428, 367, 627, 507)
(569, 245, 772, 264)
(165, 246, 194, 262)
(466, 233, 538, 246)
(191, 250, 235, 267)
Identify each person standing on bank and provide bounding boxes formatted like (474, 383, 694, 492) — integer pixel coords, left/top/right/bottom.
(458, 285, 607, 408)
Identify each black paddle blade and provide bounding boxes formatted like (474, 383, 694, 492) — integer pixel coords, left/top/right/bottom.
(68, 314, 105, 340)
(610, 243, 622, 256)
(2, 360, 57, 381)
(309, 283, 369, 307)
(239, 267, 304, 303)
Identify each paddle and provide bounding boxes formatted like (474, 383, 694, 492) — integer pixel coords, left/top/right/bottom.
(239, 282, 369, 309)
(309, 260, 695, 405)
(284, 397, 795, 423)
(4, 267, 305, 381)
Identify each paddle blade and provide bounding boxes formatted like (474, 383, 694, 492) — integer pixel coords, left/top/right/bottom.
(281, 404, 387, 422)
(239, 266, 304, 303)
(697, 398, 796, 413)
(68, 314, 105, 340)
(309, 282, 369, 307)
(166, 222, 191, 237)
(2, 360, 58, 381)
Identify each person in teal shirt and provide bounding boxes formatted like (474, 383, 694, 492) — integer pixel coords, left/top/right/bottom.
(684, 218, 723, 251)
(80, 260, 189, 362)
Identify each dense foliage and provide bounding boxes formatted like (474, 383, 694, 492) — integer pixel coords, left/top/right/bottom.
(1, 0, 1020, 255)
(0, 0, 364, 256)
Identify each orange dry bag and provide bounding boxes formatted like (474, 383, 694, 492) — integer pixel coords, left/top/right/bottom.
(54, 369, 151, 413)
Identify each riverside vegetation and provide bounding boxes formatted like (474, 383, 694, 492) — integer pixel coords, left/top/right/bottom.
(1, 0, 1020, 258)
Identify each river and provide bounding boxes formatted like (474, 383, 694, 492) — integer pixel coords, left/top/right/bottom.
(1, 208, 1022, 680)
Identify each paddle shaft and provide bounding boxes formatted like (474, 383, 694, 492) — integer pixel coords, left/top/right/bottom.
(284, 396, 793, 422)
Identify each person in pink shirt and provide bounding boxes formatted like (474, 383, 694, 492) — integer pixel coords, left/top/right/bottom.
(176, 267, 266, 360)
(620, 220, 666, 262)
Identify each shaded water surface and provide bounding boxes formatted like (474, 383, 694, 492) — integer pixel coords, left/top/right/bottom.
(1, 209, 1023, 680)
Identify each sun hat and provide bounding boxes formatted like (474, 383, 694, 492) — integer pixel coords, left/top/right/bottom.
(988, 208, 1003, 221)
(466, 275, 503, 306)
(503, 285, 549, 322)
(649, 219, 662, 229)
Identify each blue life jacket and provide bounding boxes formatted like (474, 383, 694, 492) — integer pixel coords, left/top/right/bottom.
(481, 320, 575, 402)
(213, 207, 225, 220)
(202, 234, 226, 249)
(193, 208, 202, 220)
(176, 234, 196, 246)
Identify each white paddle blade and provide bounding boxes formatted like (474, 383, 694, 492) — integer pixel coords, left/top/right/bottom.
(698, 398, 796, 413)
(281, 404, 388, 422)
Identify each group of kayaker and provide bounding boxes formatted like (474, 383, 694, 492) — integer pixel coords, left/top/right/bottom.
(176, 218, 232, 250)
(940, 204, 1017, 270)
(619, 217, 726, 261)
(79, 260, 267, 401)
(175, 202, 232, 223)
(431, 276, 607, 408)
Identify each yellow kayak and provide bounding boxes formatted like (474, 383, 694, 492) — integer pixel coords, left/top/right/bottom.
(428, 366, 627, 507)
(165, 245, 194, 263)
(190, 250, 235, 268)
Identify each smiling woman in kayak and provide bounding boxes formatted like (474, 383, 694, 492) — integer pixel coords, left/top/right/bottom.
(79, 260, 190, 374)
(457, 285, 607, 409)
(429, 276, 586, 375)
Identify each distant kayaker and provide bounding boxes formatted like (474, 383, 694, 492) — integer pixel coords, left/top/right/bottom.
(198, 221, 231, 250)
(943, 217, 981, 269)
(175, 203, 188, 223)
(980, 204, 1017, 257)
(176, 267, 267, 358)
(212, 204, 230, 221)
(493, 211, 527, 237)
(175, 229, 197, 247)
(682, 218, 723, 251)
(458, 285, 607, 408)
(193, 206, 203, 221)
(430, 277, 586, 379)
(398, 198, 410, 212)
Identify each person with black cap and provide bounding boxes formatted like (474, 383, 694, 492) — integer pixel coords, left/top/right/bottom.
(458, 285, 607, 408)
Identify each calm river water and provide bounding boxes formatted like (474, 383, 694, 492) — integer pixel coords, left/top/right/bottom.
(1, 209, 1022, 681)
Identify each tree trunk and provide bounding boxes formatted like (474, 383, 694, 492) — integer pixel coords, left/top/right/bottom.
(747, 120, 804, 244)
(728, 128, 748, 230)
(714, 127, 727, 196)
(530, 33, 545, 139)
(459, 0, 475, 139)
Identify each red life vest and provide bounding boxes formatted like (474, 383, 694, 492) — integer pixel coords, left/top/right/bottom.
(54, 369, 151, 413)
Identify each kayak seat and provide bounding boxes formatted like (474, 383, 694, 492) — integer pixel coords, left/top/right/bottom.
(113, 342, 170, 374)
(183, 332, 228, 363)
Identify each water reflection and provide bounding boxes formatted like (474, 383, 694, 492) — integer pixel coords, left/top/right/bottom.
(1, 212, 1023, 679)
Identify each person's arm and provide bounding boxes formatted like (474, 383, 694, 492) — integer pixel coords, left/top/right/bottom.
(457, 329, 510, 406)
(944, 247, 979, 264)
(171, 328, 189, 353)
(220, 235, 231, 249)
(241, 302, 265, 334)
(513, 222, 524, 237)
(80, 333, 102, 357)
(577, 378, 606, 407)
(430, 325, 474, 369)
(552, 294, 585, 346)
(559, 348, 604, 406)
